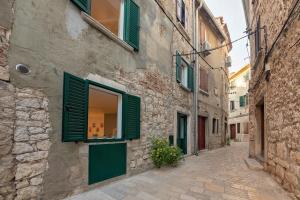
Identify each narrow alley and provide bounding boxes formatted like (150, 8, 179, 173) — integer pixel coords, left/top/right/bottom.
(66, 143, 293, 200)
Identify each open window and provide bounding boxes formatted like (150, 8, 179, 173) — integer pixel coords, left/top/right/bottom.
(62, 72, 140, 142)
(176, 0, 186, 27)
(91, 0, 125, 38)
(71, 0, 140, 50)
(88, 85, 122, 140)
(176, 52, 194, 91)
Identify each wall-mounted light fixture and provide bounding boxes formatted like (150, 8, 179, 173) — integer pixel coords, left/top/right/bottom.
(16, 64, 30, 75)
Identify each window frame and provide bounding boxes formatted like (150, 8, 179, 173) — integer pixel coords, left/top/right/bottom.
(199, 68, 208, 93)
(89, 0, 125, 39)
(176, 0, 186, 27)
(86, 80, 126, 143)
(180, 59, 189, 88)
(230, 101, 235, 111)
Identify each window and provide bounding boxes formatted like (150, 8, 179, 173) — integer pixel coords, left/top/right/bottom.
(212, 118, 218, 134)
(176, 52, 194, 91)
(91, 0, 124, 37)
(255, 16, 261, 57)
(88, 85, 122, 139)
(176, 0, 186, 27)
(240, 96, 246, 107)
(62, 72, 141, 142)
(237, 123, 240, 133)
(200, 68, 208, 92)
(180, 60, 188, 87)
(230, 101, 235, 111)
(71, 0, 140, 50)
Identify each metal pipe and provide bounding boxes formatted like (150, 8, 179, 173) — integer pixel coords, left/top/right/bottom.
(193, 0, 204, 155)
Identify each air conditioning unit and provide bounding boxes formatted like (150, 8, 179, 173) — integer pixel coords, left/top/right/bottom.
(225, 56, 232, 67)
(201, 41, 211, 56)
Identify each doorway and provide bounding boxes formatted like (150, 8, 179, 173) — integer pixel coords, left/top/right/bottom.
(177, 113, 187, 154)
(259, 104, 265, 157)
(198, 116, 206, 150)
(230, 124, 236, 139)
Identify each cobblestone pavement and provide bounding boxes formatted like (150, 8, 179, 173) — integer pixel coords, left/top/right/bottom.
(66, 142, 294, 200)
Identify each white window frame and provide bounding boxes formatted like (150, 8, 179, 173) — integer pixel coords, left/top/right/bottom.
(180, 59, 189, 88)
(118, 0, 125, 40)
(89, 85, 123, 139)
(90, 0, 125, 40)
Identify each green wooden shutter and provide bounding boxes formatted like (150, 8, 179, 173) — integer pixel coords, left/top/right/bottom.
(176, 52, 182, 82)
(124, 0, 140, 51)
(240, 96, 245, 107)
(71, 0, 90, 13)
(188, 65, 194, 91)
(62, 72, 88, 142)
(123, 94, 141, 140)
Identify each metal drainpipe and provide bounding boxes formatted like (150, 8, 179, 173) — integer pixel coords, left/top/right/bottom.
(193, 0, 204, 155)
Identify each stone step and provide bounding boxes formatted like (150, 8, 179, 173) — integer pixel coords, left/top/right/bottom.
(244, 158, 264, 171)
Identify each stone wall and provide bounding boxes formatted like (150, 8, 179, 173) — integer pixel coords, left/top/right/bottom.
(0, 81, 15, 200)
(13, 88, 51, 200)
(0, 84, 52, 200)
(248, 0, 300, 199)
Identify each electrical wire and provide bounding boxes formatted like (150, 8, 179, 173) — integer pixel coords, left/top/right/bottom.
(265, 0, 300, 62)
(178, 31, 255, 57)
(153, 0, 229, 78)
(249, 0, 300, 91)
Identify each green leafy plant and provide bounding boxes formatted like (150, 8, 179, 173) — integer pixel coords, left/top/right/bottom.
(226, 137, 231, 146)
(150, 136, 183, 168)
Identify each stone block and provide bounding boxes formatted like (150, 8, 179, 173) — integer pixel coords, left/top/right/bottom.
(16, 180, 29, 189)
(12, 143, 33, 154)
(16, 99, 40, 108)
(31, 110, 47, 121)
(277, 142, 288, 160)
(16, 111, 29, 120)
(285, 172, 298, 187)
(275, 164, 285, 180)
(15, 161, 46, 180)
(28, 127, 44, 135)
(16, 120, 43, 127)
(0, 185, 14, 196)
(36, 140, 51, 151)
(16, 151, 48, 163)
(30, 134, 49, 141)
(15, 186, 41, 200)
(30, 176, 43, 186)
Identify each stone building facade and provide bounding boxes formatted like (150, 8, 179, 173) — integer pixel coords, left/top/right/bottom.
(196, 5, 232, 150)
(228, 64, 250, 142)
(243, 0, 300, 199)
(0, 0, 230, 199)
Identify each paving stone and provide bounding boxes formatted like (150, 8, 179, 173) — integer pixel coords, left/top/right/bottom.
(64, 143, 293, 200)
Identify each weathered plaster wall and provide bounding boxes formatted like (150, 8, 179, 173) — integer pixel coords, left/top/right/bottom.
(248, 0, 300, 198)
(197, 13, 229, 149)
(5, 0, 195, 199)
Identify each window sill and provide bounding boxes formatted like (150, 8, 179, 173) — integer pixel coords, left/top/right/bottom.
(86, 138, 125, 143)
(176, 22, 191, 41)
(199, 89, 209, 96)
(179, 83, 192, 92)
(81, 12, 134, 53)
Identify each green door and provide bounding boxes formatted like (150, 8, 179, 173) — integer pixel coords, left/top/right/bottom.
(89, 143, 127, 185)
(177, 113, 187, 154)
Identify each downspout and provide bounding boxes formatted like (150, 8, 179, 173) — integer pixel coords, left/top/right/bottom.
(193, 0, 204, 155)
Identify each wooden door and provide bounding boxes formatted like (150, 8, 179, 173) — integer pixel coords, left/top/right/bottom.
(198, 116, 206, 150)
(230, 124, 236, 139)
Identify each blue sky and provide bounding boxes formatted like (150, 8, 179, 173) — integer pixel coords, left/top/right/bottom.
(205, 0, 250, 73)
